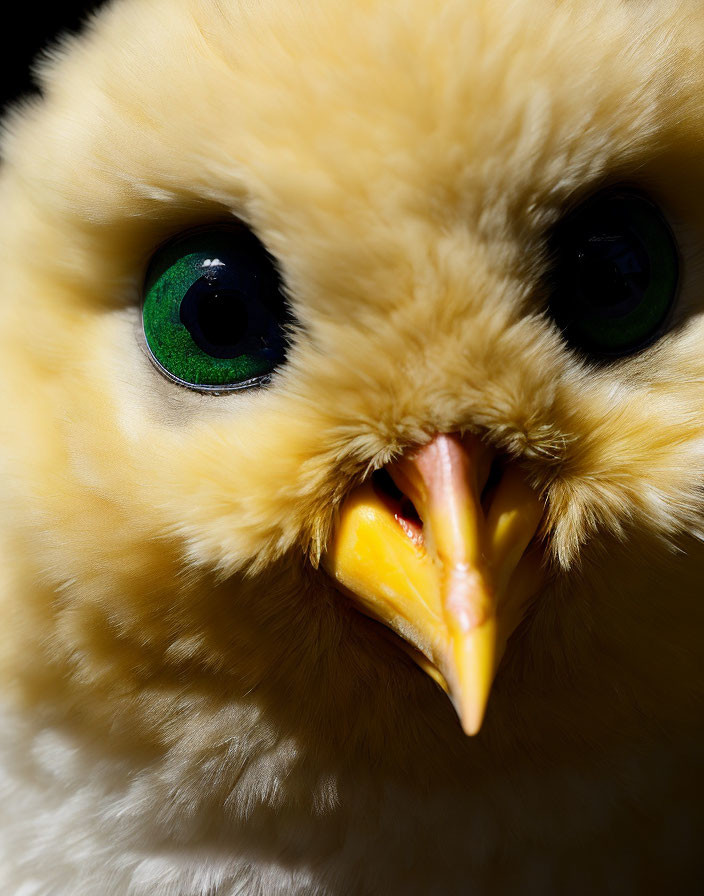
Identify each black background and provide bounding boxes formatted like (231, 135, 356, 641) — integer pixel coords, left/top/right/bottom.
(2, 3, 105, 112)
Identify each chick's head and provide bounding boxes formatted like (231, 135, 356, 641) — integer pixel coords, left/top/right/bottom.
(1, 0, 704, 779)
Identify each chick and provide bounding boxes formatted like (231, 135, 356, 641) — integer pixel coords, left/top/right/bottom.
(1, 0, 703, 893)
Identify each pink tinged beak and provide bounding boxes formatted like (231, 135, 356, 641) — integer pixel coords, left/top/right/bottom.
(322, 433, 545, 735)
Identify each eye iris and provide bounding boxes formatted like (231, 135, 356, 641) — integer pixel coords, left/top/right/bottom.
(142, 225, 290, 390)
(548, 191, 678, 357)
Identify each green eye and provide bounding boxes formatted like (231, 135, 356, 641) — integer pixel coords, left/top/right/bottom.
(142, 224, 291, 390)
(547, 189, 679, 357)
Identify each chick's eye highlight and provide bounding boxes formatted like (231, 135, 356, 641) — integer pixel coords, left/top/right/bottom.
(547, 189, 679, 357)
(142, 224, 291, 390)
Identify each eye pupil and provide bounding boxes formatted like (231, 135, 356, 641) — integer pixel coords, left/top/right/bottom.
(576, 235, 650, 310)
(179, 279, 248, 359)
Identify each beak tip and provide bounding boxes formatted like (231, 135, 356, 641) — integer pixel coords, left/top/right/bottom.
(461, 719, 483, 737)
(447, 617, 498, 736)
(454, 689, 491, 736)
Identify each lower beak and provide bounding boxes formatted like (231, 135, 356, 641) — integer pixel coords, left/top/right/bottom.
(322, 433, 544, 735)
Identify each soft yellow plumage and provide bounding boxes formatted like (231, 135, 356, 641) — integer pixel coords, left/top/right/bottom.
(1, 0, 703, 891)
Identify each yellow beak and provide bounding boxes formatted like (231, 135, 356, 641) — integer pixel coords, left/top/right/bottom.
(322, 433, 544, 735)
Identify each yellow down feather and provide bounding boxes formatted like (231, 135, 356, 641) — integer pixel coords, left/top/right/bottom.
(0, 0, 703, 892)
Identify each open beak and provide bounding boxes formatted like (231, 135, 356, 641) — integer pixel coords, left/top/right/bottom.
(322, 433, 544, 735)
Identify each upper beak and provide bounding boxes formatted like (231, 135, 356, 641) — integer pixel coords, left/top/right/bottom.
(322, 432, 545, 735)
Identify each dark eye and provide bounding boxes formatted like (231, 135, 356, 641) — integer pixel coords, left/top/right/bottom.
(142, 223, 291, 390)
(547, 189, 679, 357)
